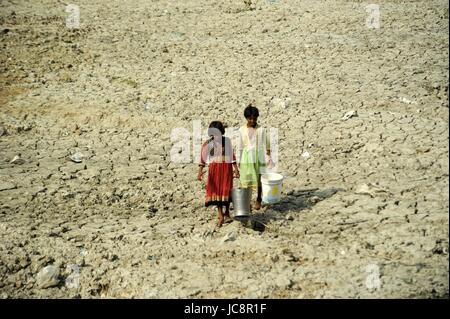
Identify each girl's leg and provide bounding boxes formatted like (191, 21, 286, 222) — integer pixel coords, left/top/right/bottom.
(224, 202, 230, 218)
(254, 173, 262, 210)
(255, 186, 262, 210)
(217, 205, 224, 227)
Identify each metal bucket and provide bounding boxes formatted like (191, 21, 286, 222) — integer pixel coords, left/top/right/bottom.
(231, 187, 252, 219)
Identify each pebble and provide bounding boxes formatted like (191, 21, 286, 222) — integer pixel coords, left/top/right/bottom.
(342, 110, 358, 120)
(69, 152, 84, 163)
(301, 151, 311, 159)
(355, 183, 390, 197)
(10, 155, 25, 165)
(221, 232, 237, 243)
(285, 214, 294, 221)
(36, 265, 60, 289)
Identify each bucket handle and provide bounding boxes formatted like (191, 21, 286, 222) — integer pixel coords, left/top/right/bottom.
(233, 176, 241, 189)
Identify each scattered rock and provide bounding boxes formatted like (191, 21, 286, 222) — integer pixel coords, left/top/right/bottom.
(398, 97, 417, 104)
(432, 241, 448, 255)
(80, 248, 88, 257)
(36, 265, 60, 289)
(221, 231, 237, 243)
(10, 155, 25, 165)
(301, 151, 311, 159)
(342, 110, 358, 120)
(69, 152, 84, 163)
(285, 214, 294, 221)
(270, 97, 292, 110)
(355, 183, 391, 197)
(275, 276, 293, 289)
(307, 196, 321, 204)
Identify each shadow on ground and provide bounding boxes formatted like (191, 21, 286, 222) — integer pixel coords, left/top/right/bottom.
(240, 187, 344, 232)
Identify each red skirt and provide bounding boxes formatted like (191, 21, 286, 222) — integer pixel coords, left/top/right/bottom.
(205, 161, 233, 206)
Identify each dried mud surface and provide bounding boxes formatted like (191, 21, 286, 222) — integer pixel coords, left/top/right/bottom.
(0, 0, 448, 298)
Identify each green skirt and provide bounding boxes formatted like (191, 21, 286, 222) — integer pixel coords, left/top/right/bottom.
(239, 148, 266, 190)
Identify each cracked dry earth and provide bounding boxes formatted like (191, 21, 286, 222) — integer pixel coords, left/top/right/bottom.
(0, 0, 448, 298)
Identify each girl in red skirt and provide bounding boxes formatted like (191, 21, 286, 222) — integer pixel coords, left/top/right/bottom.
(197, 121, 240, 227)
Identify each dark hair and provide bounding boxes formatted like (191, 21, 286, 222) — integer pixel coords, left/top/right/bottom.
(244, 104, 259, 119)
(207, 121, 226, 156)
(208, 121, 225, 137)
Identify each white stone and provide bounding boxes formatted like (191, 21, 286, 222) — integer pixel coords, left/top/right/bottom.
(36, 265, 60, 289)
(342, 110, 358, 120)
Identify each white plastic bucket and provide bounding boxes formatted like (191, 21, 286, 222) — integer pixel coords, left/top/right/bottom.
(261, 173, 284, 204)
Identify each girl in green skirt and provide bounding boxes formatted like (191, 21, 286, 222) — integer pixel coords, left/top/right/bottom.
(237, 104, 273, 210)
